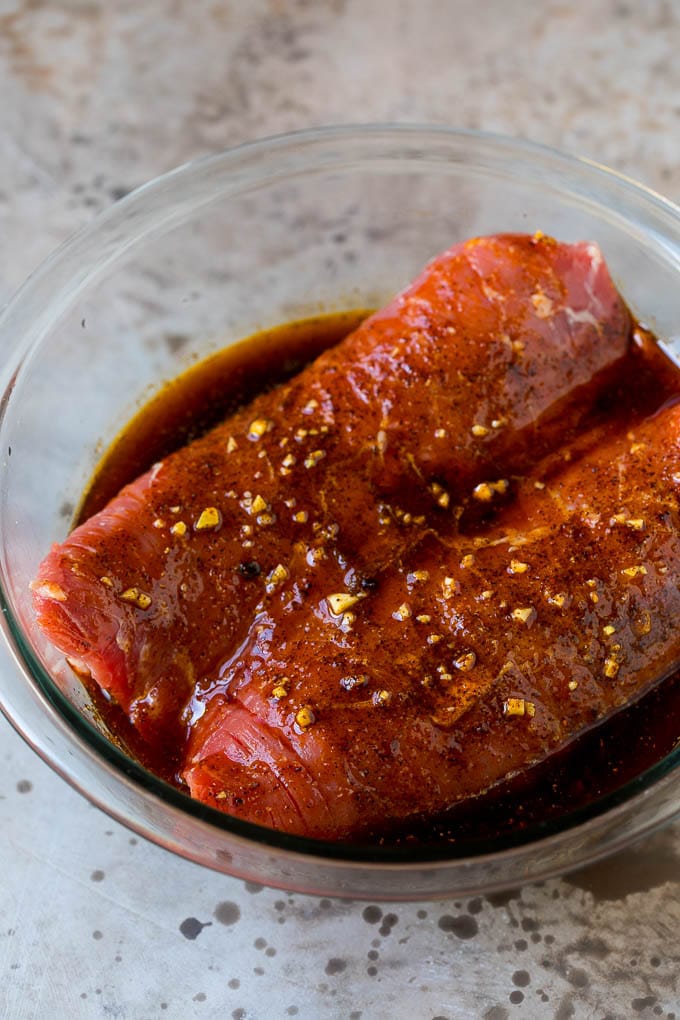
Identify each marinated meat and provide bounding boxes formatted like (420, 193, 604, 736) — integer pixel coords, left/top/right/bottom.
(32, 232, 676, 841)
(184, 405, 680, 836)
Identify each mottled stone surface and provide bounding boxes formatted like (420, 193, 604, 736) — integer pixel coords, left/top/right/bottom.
(0, 1, 679, 1017)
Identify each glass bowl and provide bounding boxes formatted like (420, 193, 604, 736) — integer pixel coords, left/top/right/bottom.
(0, 125, 679, 900)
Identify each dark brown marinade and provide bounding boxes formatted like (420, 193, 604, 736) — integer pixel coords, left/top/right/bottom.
(77, 311, 680, 847)
(371, 673, 680, 849)
(79, 311, 369, 522)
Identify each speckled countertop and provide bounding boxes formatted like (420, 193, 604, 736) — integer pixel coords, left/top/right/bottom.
(0, 2, 679, 1018)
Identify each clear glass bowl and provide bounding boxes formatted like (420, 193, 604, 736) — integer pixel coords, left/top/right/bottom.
(0, 125, 679, 900)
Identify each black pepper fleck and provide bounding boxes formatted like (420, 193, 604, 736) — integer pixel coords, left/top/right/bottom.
(239, 561, 261, 579)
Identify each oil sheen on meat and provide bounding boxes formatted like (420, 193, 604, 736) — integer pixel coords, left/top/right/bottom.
(31, 233, 680, 840)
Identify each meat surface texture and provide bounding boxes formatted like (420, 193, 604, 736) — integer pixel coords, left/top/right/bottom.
(32, 232, 680, 840)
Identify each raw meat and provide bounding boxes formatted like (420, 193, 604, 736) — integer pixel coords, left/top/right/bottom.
(185, 404, 680, 836)
(33, 232, 663, 840)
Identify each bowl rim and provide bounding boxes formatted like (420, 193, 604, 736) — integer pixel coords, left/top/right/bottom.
(1, 122, 678, 354)
(1, 122, 679, 878)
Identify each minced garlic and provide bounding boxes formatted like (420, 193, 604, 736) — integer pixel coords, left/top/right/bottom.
(271, 678, 290, 700)
(119, 587, 152, 610)
(327, 592, 363, 616)
(248, 418, 272, 440)
(393, 602, 411, 622)
(266, 564, 289, 591)
(508, 560, 529, 575)
(454, 651, 477, 672)
(295, 706, 316, 729)
(626, 518, 645, 531)
(512, 606, 536, 624)
(430, 482, 450, 508)
(251, 494, 268, 514)
(621, 565, 647, 578)
(304, 449, 326, 469)
(473, 479, 509, 502)
(603, 656, 620, 679)
(195, 507, 222, 531)
(340, 675, 368, 691)
(503, 698, 535, 717)
(472, 482, 494, 502)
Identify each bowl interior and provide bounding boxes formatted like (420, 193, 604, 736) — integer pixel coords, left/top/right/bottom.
(0, 126, 679, 898)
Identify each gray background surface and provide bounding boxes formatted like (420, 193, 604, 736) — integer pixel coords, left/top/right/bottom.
(0, 1, 679, 1017)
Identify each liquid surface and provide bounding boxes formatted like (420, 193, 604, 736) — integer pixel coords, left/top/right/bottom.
(79, 311, 370, 522)
(77, 310, 680, 848)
